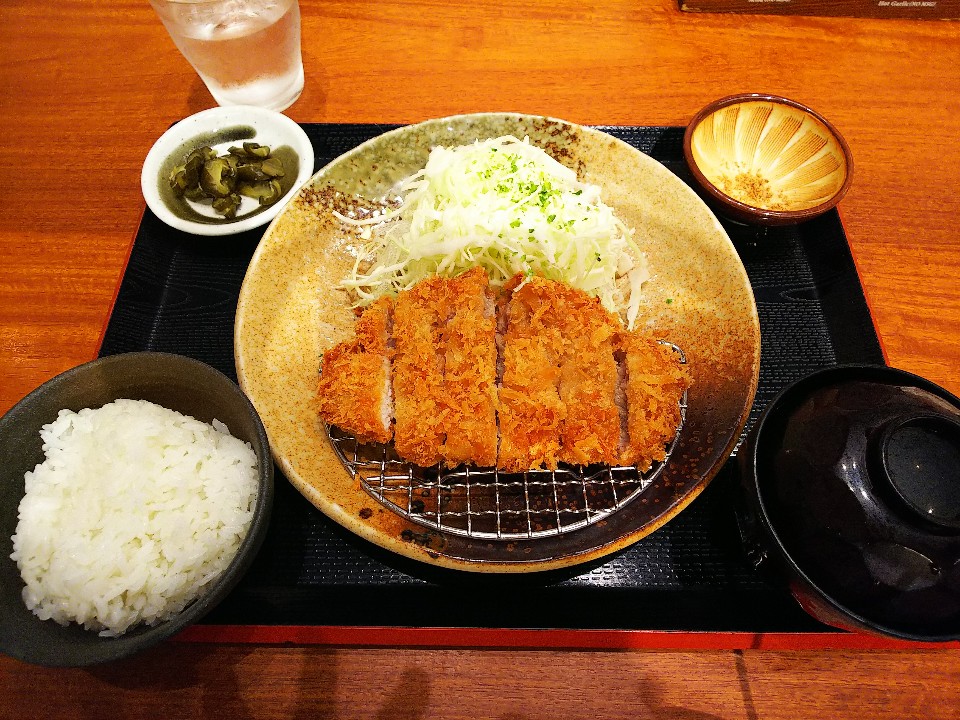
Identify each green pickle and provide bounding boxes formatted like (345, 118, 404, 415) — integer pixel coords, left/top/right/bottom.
(238, 179, 283, 205)
(260, 157, 285, 178)
(168, 142, 287, 218)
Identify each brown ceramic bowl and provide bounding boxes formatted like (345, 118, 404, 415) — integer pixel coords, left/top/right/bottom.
(684, 94, 853, 226)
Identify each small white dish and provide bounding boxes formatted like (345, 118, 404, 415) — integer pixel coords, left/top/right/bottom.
(141, 106, 314, 236)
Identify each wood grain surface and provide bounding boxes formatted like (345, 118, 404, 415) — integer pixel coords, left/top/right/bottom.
(2, 0, 959, 716)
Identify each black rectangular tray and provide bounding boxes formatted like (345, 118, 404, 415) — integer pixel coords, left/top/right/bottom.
(101, 124, 883, 635)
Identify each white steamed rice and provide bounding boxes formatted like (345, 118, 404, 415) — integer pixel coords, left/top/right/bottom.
(10, 399, 259, 637)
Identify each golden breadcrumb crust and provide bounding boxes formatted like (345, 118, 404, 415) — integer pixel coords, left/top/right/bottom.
(392, 274, 450, 467)
(316, 296, 393, 445)
(316, 271, 690, 473)
(440, 267, 498, 467)
(616, 331, 690, 471)
(497, 274, 567, 472)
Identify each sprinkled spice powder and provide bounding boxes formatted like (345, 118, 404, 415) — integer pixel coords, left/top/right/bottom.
(717, 170, 786, 210)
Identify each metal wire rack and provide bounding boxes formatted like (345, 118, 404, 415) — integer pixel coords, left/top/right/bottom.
(328, 427, 684, 540)
(327, 343, 688, 540)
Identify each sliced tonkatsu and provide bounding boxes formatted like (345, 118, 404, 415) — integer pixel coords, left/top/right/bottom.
(615, 331, 688, 471)
(316, 296, 393, 445)
(317, 269, 690, 472)
(496, 274, 567, 472)
(391, 272, 451, 467)
(552, 280, 623, 468)
(439, 267, 499, 467)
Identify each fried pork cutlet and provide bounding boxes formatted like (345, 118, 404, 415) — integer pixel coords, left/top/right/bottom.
(553, 283, 623, 467)
(316, 296, 393, 445)
(496, 275, 567, 472)
(440, 267, 498, 467)
(615, 331, 689, 471)
(392, 274, 451, 467)
(317, 270, 689, 473)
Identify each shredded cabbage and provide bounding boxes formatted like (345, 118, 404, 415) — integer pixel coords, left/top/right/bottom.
(335, 135, 649, 328)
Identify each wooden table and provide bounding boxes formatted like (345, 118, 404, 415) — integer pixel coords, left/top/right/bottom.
(2, 0, 959, 716)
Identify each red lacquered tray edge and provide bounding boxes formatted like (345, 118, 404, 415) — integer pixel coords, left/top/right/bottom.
(176, 625, 960, 650)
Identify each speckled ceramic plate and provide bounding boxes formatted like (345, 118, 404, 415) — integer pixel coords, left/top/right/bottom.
(234, 113, 760, 572)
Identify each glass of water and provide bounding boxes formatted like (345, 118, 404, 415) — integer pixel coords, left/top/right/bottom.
(149, 0, 304, 112)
